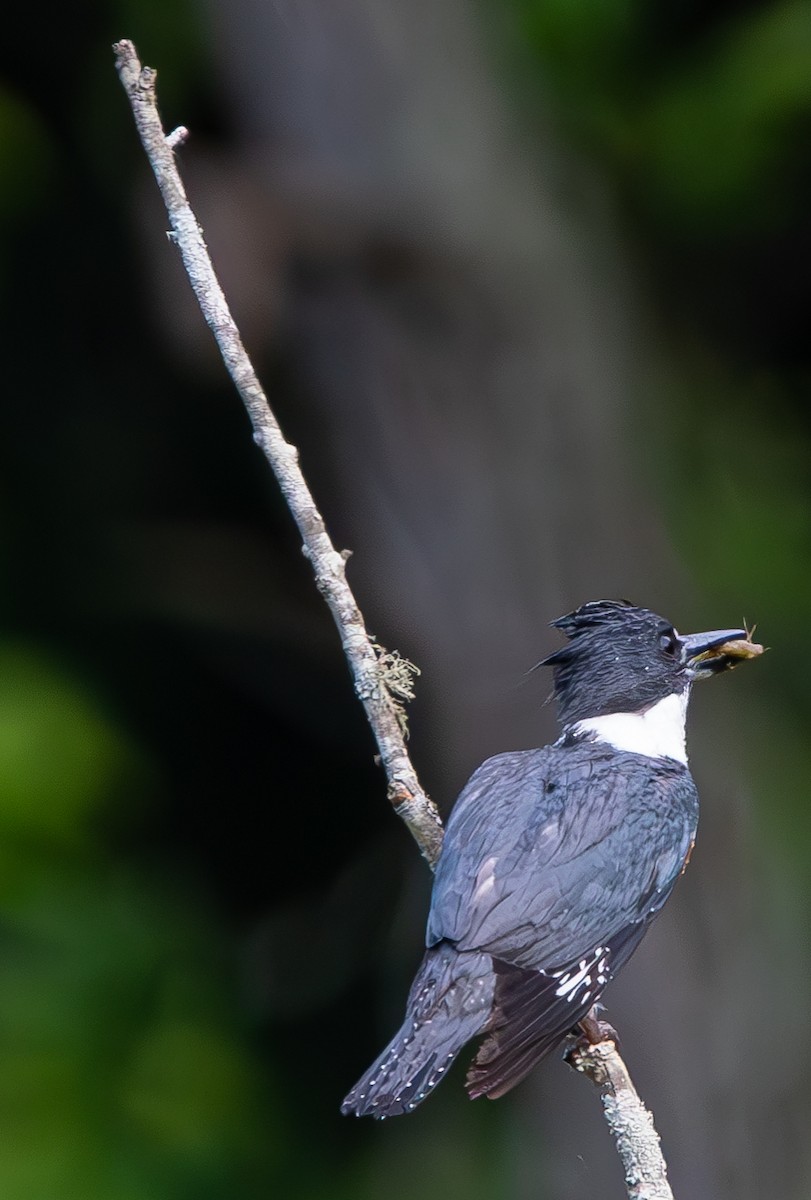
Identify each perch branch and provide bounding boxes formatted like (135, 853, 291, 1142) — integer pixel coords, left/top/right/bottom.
(569, 1021, 674, 1200)
(113, 40, 674, 1198)
(112, 38, 442, 868)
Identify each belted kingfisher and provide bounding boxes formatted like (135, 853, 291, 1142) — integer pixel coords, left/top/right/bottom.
(342, 600, 762, 1118)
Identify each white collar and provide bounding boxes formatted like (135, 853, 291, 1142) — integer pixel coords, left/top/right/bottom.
(568, 691, 689, 764)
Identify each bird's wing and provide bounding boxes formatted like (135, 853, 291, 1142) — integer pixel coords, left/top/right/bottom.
(465, 919, 650, 1099)
(427, 743, 698, 970)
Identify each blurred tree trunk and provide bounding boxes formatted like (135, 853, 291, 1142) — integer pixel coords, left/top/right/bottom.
(179, 1, 811, 1195)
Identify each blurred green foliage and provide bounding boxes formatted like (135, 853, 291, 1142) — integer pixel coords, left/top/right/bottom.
(511, 0, 811, 230)
(0, 645, 280, 1198)
(638, 3, 811, 229)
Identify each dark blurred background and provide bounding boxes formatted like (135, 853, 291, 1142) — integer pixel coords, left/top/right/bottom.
(1, 1, 810, 1197)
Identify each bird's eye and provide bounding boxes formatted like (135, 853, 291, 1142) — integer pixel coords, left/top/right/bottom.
(659, 630, 678, 657)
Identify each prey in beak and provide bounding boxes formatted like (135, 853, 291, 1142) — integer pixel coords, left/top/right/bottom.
(681, 626, 765, 680)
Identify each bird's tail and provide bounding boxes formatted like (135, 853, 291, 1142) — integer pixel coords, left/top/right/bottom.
(341, 942, 494, 1118)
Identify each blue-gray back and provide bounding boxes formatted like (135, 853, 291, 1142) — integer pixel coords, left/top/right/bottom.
(427, 742, 699, 970)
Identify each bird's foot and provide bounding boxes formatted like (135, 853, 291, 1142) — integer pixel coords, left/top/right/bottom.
(563, 1006, 619, 1068)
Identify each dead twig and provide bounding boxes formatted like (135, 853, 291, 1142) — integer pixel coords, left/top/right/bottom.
(568, 1024, 674, 1200)
(112, 38, 442, 868)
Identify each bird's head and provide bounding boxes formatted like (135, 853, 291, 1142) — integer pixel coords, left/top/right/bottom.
(541, 600, 762, 727)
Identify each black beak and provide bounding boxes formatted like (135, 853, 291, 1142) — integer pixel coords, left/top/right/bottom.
(680, 627, 756, 678)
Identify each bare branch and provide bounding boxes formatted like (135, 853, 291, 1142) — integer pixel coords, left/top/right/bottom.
(112, 39, 442, 867)
(112, 39, 674, 1197)
(569, 1022, 674, 1200)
